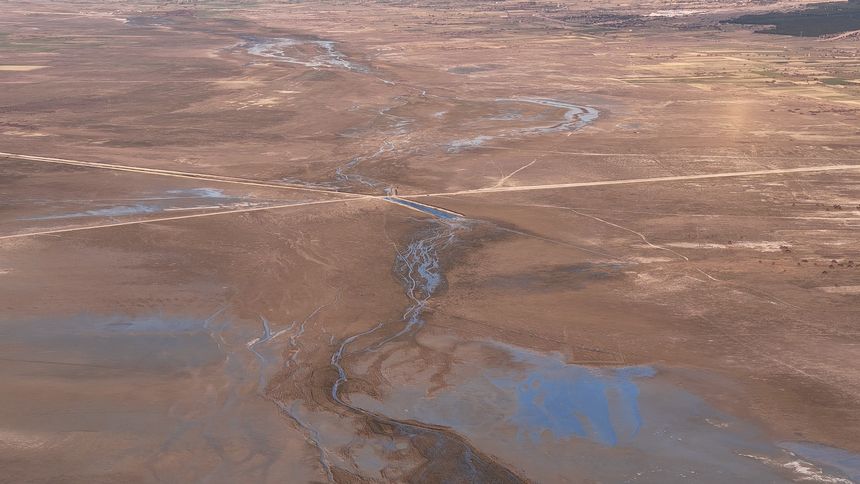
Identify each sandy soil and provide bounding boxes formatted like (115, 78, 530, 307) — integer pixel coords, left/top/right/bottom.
(1, 0, 859, 482)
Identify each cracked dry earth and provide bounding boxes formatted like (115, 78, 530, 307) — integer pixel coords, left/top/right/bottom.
(1, 1, 860, 483)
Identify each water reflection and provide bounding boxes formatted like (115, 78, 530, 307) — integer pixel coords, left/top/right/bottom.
(490, 357, 655, 446)
(19, 188, 259, 221)
(346, 337, 859, 483)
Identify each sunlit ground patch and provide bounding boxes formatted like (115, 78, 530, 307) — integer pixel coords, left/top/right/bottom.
(0, 65, 48, 71)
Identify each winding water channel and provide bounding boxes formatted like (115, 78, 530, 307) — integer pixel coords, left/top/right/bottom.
(242, 36, 370, 72)
(325, 211, 534, 481)
(233, 34, 860, 482)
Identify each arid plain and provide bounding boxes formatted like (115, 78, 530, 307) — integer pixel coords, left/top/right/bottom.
(1, 0, 859, 482)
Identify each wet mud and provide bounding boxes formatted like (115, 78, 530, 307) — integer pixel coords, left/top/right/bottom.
(239, 214, 527, 482)
(345, 335, 859, 483)
(0, 314, 224, 373)
(252, 203, 860, 482)
(287, 204, 858, 482)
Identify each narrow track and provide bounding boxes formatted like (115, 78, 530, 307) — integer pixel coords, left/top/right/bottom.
(0, 152, 361, 198)
(0, 198, 363, 240)
(404, 164, 860, 198)
(4, 150, 860, 241)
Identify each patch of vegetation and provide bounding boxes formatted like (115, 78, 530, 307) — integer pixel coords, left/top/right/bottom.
(0, 33, 60, 53)
(821, 77, 853, 86)
(725, 0, 860, 37)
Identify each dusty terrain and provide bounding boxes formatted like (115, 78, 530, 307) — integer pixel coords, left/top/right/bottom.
(1, 0, 859, 482)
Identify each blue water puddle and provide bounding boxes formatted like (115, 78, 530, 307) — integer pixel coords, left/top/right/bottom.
(351, 341, 660, 450)
(20, 188, 234, 221)
(490, 358, 654, 446)
(384, 197, 460, 220)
